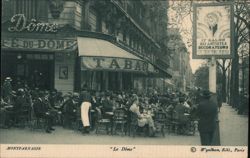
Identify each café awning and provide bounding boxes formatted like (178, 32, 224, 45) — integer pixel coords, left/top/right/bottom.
(77, 37, 158, 74)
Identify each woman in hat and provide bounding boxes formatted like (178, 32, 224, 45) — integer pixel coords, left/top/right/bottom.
(129, 96, 156, 136)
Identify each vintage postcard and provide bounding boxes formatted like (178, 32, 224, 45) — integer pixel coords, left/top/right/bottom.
(1, 0, 248, 158)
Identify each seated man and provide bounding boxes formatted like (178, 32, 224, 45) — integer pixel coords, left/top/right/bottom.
(129, 96, 156, 136)
(33, 91, 56, 133)
(62, 93, 78, 128)
(14, 88, 31, 124)
(102, 93, 114, 113)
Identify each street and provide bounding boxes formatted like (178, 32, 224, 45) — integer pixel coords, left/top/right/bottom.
(0, 104, 248, 146)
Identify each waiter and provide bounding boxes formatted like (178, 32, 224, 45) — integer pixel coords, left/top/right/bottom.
(79, 85, 92, 133)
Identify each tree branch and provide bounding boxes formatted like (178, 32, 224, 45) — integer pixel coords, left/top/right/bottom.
(234, 14, 250, 29)
(225, 60, 232, 71)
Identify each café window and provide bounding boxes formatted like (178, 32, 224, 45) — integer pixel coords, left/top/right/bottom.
(13, 0, 38, 19)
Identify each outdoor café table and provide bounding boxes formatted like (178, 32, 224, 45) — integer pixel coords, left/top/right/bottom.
(105, 112, 114, 116)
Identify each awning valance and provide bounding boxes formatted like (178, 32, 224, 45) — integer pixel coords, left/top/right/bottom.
(77, 37, 158, 74)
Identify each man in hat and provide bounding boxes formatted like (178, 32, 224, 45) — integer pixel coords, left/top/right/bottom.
(33, 91, 56, 133)
(197, 89, 218, 145)
(62, 93, 78, 128)
(102, 92, 114, 113)
(174, 95, 190, 134)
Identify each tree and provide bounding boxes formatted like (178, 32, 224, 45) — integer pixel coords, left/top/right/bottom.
(194, 64, 209, 90)
(194, 63, 223, 91)
(217, 59, 231, 102)
(229, 0, 250, 108)
(169, 0, 250, 108)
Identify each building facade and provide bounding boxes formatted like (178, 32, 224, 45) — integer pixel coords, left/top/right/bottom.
(166, 28, 193, 92)
(1, 0, 172, 94)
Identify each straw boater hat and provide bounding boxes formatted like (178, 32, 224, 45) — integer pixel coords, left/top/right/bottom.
(5, 77, 12, 81)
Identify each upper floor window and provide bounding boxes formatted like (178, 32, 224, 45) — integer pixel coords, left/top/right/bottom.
(13, 0, 38, 19)
(89, 8, 97, 32)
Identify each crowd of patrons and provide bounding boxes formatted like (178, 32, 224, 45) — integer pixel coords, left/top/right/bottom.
(1, 77, 199, 135)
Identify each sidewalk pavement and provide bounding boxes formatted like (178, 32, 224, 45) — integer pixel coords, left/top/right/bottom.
(219, 103, 248, 146)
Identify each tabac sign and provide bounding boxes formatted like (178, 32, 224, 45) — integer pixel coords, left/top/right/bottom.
(81, 56, 158, 74)
(192, 3, 234, 59)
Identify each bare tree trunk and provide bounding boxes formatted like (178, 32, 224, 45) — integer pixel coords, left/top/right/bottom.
(227, 67, 231, 104)
(230, 53, 240, 109)
(221, 69, 227, 102)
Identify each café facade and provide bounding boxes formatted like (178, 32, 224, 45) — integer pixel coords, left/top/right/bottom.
(1, 14, 167, 94)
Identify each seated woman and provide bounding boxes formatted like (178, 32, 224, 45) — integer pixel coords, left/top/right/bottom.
(129, 96, 156, 136)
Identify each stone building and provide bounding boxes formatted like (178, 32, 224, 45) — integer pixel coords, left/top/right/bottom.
(166, 28, 193, 92)
(1, 0, 172, 93)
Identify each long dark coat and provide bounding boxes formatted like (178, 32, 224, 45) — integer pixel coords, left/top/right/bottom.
(174, 103, 188, 124)
(197, 95, 218, 132)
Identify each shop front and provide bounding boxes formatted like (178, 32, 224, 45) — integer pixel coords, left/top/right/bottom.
(1, 35, 77, 93)
(77, 37, 158, 92)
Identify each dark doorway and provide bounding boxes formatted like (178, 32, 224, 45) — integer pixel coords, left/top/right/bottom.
(1, 52, 54, 90)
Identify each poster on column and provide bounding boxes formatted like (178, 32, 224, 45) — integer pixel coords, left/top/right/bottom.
(192, 3, 234, 59)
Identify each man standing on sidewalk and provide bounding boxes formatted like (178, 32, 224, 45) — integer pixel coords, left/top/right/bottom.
(197, 90, 218, 145)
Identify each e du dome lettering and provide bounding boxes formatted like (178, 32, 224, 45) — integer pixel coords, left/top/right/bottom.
(8, 14, 58, 33)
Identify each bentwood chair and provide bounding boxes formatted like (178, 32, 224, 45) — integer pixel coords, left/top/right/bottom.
(129, 112, 149, 137)
(16, 105, 32, 128)
(30, 106, 46, 131)
(112, 108, 127, 136)
(95, 110, 112, 135)
(153, 111, 166, 137)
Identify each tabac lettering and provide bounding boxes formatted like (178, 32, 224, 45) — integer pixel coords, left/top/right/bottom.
(93, 57, 105, 68)
(109, 59, 120, 69)
(134, 61, 141, 71)
(124, 59, 132, 69)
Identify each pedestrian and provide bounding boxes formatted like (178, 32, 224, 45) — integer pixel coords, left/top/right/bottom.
(197, 90, 218, 145)
(79, 85, 92, 133)
(174, 95, 189, 134)
(217, 91, 222, 112)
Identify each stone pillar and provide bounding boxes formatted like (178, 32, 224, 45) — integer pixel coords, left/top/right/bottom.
(209, 57, 217, 93)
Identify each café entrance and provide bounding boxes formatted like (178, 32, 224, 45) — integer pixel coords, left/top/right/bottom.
(1, 51, 54, 90)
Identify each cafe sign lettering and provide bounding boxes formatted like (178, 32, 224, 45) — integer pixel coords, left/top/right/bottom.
(1, 38, 76, 51)
(81, 56, 158, 74)
(8, 14, 58, 33)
